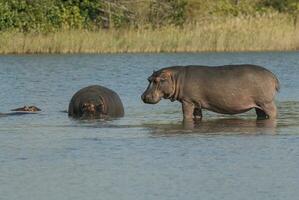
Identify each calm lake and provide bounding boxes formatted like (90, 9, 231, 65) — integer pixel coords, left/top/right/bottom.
(0, 52, 299, 200)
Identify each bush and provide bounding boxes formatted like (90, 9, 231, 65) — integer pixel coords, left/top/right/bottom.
(0, 0, 140, 31)
(148, 0, 187, 27)
(0, 0, 297, 32)
(258, 0, 299, 14)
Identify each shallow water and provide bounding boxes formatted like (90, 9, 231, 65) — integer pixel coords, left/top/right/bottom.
(0, 52, 299, 200)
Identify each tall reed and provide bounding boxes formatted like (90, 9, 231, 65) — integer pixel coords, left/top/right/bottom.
(0, 14, 298, 54)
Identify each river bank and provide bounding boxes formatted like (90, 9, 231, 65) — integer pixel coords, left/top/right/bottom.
(1, 15, 298, 54)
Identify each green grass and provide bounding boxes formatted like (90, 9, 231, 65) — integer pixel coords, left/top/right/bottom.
(0, 14, 298, 54)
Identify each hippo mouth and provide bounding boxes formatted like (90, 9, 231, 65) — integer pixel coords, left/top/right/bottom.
(142, 96, 161, 104)
(144, 100, 159, 104)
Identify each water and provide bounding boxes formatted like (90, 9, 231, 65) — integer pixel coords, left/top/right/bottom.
(0, 52, 299, 200)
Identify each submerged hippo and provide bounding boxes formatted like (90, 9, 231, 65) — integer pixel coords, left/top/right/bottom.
(0, 105, 41, 116)
(141, 65, 279, 121)
(68, 85, 124, 119)
(11, 105, 41, 112)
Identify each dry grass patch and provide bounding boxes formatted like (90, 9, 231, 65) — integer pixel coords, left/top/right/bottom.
(0, 14, 298, 54)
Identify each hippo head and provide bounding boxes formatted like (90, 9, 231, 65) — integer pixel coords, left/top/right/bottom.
(26, 106, 41, 112)
(141, 70, 175, 104)
(11, 105, 41, 112)
(80, 102, 104, 118)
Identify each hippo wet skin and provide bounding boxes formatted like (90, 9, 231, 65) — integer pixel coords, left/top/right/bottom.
(0, 105, 41, 117)
(68, 85, 124, 119)
(141, 65, 279, 121)
(11, 105, 41, 112)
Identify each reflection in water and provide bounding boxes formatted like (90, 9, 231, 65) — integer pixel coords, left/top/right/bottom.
(143, 100, 299, 136)
(193, 118, 277, 134)
(277, 101, 299, 127)
(145, 118, 277, 136)
(1, 53, 299, 200)
(0, 112, 40, 117)
(64, 100, 299, 137)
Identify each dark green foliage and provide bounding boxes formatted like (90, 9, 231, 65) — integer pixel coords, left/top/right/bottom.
(148, 0, 187, 27)
(0, 0, 135, 32)
(197, 0, 299, 17)
(0, 0, 69, 32)
(0, 0, 298, 32)
(258, 0, 299, 13)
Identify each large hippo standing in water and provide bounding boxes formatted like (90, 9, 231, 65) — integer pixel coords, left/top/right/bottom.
(141, 65, 279, 121)
(68, 85, 124, 119)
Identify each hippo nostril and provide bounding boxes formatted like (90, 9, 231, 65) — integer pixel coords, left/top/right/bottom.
(141, 94, 150, 102)
(141, 93, 149, 100)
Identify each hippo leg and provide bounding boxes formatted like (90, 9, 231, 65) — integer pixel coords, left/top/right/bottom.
(182, 101, 195, 121)
(193, 107, 202, 121)
(255, 108, 267, 119)
(255, 101, 277, 119)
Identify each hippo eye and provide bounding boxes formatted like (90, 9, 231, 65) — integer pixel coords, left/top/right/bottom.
(160, 79, 166, 83)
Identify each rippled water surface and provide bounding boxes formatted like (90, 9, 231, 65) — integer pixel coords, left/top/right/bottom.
(0, 52, 299, 200)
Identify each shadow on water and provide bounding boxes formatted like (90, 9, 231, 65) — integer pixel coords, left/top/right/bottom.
(143, 101, 299, 136)
(0, 112, 41, 117)
(67, 117, 277, 136)
(63, 101, 299, 136)
(277, 101, 299, 127)
(143, 118, 277, 136)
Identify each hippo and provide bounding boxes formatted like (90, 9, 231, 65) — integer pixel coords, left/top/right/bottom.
(141, 65, 279, 121)
(0, 105, 41, 117)
(11, 105, 41, 112)
(68, 85, 124, 119)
